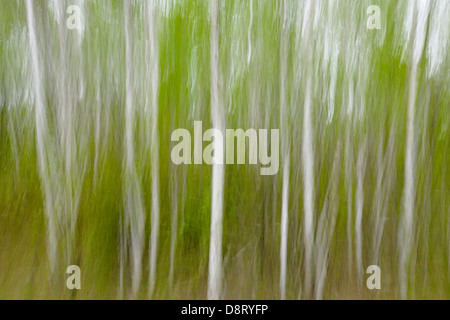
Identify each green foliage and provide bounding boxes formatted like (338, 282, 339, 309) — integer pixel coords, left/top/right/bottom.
(0, 0, 449, 299)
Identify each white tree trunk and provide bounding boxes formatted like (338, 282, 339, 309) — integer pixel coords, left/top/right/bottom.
(279, 0, 289, 300)
(300, 0, 315, 298)
(25, 0, 58, 275)
(207, 0, 225, 300)
(147, 0, 161, 299)
(399, 0, 429, 299)
(124, 0, 145, 297)
(355, 139, 367, 285)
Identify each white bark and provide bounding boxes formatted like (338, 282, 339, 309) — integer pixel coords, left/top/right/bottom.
(124, 0, 145, 297)
(279, 0, 289, 300)
(25, 0, 58, 275)
(207, 0, 225, 300)
(355, 138, 367, 285)
(300, 0, 315, 298)
(399, 0, 429, 299)
(147, 0, 161, 299)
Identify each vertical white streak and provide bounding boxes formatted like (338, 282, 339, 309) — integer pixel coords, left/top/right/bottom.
(300, 0, 315, 298)
(355, 139, 366, 284)
(207, 0, 225, 300)
(372, 137, 384, 264)
(400, 57, 417, 301)
(247, 0, 253, 65)
(345, 125, 353, 276)
(25, 0, 58, 275)
(302, 76, 314, 297)
(279, 0, 289, 300)
(280, 158, 290, 300)
(56, 0, 78, 264)
(427, 1, 450, 77)
(399, 0, 429, 299)
(147, 0, 161, 299)
(124, 0, 145, 297)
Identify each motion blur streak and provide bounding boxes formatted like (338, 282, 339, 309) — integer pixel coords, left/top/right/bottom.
(0, 0, 449, 299)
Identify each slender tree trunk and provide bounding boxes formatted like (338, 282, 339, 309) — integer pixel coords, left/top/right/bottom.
(25, 0, 58, 276)
(124, 0, 145, 297)
(345, 121, 353, 277)
(355, 138, 367, 285)
(301, 0, 315, 298)
(399, 0, 430, 299)
(147, 0, 161, 298)
(279, 0, 289, 300)
(207, 0, 225, 300)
